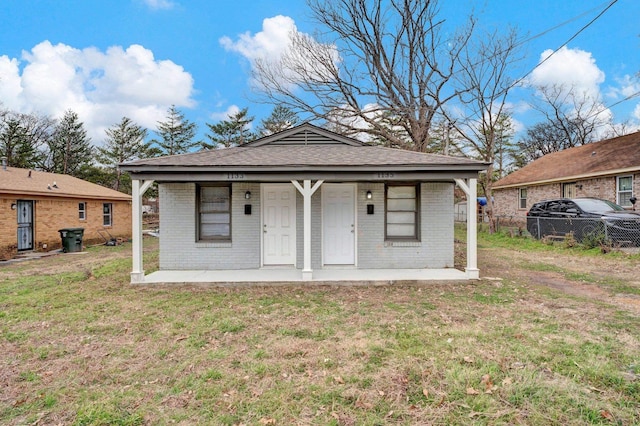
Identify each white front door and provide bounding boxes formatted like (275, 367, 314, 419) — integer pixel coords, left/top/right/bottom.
(323, 184, 355, 265)
(262, 184, 296, 266)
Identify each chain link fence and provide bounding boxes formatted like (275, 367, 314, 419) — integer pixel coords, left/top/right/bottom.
(526, 216, 640, 247)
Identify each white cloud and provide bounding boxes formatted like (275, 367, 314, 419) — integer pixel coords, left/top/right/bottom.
(0, 40, 195, 145)
(209, 105, 241, 122)
(220, 15, 340, 90)
(220, 15, 295, 62)
(608, 74, 640, 99)
(529, 46, 605, 99)
(140, 0, 176, 10)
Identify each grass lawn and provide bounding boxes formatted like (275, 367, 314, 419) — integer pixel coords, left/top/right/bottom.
(1, 234, 639, 425)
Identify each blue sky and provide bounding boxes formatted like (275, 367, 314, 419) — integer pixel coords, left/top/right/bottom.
(0, 0, 638, 146)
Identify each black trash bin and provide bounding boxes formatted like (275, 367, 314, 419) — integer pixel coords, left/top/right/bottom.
(58, 228, 84, 253)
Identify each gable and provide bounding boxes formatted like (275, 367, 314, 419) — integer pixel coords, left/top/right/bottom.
(244, 123, 364, 147)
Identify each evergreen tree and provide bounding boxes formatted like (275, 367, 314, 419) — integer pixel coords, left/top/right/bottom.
(96, 117, 151, 192)
(45, 110, 93, 176)
(0, 117, 41, 168)
(152, 105, 200, 155)
(204, 107, 254, 149)
(255, 105, 299, 137)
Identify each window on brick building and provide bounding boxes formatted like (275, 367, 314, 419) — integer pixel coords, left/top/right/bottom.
(198, 184, 231, 241)
(518, 188, 527, 209)
(103, 203, 112, 226)
(78, 202, 86, 220)
(617, 176, 633, 207)
(385, 184, 419, 241)
(562, 182, 576, 198)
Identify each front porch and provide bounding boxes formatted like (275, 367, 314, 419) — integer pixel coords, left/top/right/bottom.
(136, 267, 468, 285)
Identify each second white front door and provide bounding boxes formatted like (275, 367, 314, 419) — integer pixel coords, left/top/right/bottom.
(323, 184, 355, 265)
(262, 184, 296, 266)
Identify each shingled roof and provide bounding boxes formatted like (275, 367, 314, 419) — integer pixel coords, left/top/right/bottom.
(122, 123, 487, 172)
(0, 166, 131, 201)
(494, 131, 640, 189)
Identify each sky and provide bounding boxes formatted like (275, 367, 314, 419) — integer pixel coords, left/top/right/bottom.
(0, 0, 638, 147)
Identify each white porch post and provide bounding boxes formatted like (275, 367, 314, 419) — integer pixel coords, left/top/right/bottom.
(131, 179, 154, 284)
(291, 179, 323, 280)
(455, 178, 480, 279)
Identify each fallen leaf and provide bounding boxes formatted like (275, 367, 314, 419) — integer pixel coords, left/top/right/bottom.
(600, 410, 614, 421)
(259, 418, 276, 425)
(355, 399, 373, 409)
(333, 376, 345, 384)
(463, 356, 474, 364)
(481, 374, 493, 390)
(422, 388, 429, 398)
(502, 377, 513, 386)
(466, 387, 480, 395)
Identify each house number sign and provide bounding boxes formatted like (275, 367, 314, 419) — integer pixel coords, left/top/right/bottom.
(226, 172, 245, 180)
(377, 172, 394, 178)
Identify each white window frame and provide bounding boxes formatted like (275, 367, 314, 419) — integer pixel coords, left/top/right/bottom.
(103, 203, 112, 227)
(78, 202, 86, 220)
(617, 175, 633, 207)
(518, 188, 527, 210)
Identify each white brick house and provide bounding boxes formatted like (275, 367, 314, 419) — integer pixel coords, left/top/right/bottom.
(121, 124, 488, 284)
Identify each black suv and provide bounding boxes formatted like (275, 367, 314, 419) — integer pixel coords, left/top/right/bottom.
(526, 197, 640, 245)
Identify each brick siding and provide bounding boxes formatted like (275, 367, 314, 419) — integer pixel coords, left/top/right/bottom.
(0, 196, 131, 260)
(157, 181, 455, 271)
(493, 173, 640, 225)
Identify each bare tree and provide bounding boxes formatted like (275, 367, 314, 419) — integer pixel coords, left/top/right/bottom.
(251, 0, 475, 151)
(531, 83, 612, 147)
(446, 28, 522, 232)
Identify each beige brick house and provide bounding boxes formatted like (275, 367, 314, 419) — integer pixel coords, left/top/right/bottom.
(0, 163, 132, 260)
(493, 131, 640, 224)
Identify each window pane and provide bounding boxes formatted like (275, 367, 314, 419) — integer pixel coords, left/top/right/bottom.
(202, 186, 229, 202)
(201, 223, 230, 238)
(201, 213, 230, 224)
(201, 200, 230, 211)
(619, 192, 632, 206)
(199, 185, 231, 240)
(387, 224, 416, 237)
(388, 198, 416, 211)
(387, 211, 415, 224)
(388, 186, 416, 199)
(201, 187, 230, 211)
(619, 176, 632, 191)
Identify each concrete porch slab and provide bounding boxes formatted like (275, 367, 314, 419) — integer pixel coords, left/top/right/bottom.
(137, 267, 468, 285)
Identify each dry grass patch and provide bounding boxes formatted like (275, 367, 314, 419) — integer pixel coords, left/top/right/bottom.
(1, 236, 639, 424)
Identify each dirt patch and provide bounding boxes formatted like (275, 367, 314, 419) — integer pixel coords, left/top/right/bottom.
(479, 246, 640, 314)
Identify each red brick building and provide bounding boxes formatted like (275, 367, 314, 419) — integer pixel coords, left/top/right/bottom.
(0, 164, 132, 260)
(493, 131, 640, 224)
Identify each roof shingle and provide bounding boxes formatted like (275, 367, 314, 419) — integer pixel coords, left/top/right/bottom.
(0, 166, 131, 200)
(494, 131, 640, 188)
(123, 145, 484, 169)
